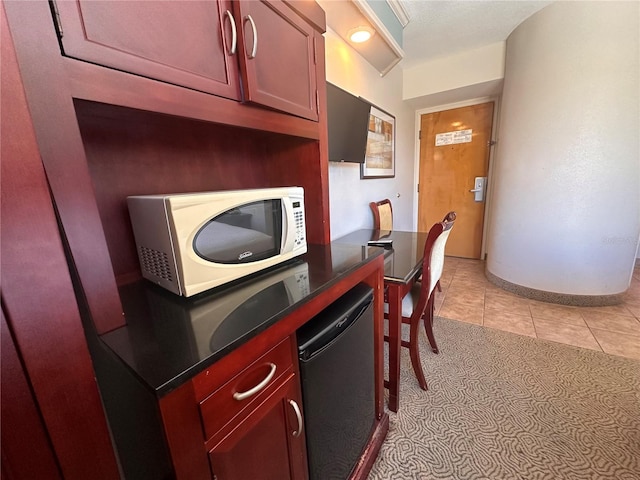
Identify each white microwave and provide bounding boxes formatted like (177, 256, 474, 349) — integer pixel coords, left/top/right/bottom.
(127, 187, 307, 297)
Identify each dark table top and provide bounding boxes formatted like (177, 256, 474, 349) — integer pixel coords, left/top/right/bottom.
(100, 242, 383, 397)
(334, 229, 428, 284)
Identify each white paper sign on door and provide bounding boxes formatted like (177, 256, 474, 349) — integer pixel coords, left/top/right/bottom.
(435, 129, 473, 146)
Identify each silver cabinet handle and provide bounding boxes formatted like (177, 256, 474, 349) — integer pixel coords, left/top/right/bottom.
(224, 10, 237, 55)
(289, 399, 303, 437)
(244, 14, 258, 59)
(233, 363, 276, 401)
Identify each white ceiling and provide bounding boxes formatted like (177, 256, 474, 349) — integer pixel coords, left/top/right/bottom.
(400, 0, 552, 68)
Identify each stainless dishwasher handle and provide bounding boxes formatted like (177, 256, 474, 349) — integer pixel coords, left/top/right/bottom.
(289, 399, 303, 437)
(224, 10, 237, 55)
(244, 14, 258, 59)
(233, 363, 276, 401)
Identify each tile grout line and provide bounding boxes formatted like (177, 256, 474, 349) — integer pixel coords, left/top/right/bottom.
(528, 304, 540, 339)
(576, 310, 605, 353)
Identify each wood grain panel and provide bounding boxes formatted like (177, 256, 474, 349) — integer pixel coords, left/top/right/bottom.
(64, 57, 320, 141)
(1, 5, 120, 477)
(4, 0, 125, 334)
(284, 0, 327, 33)
(1, 311, 63, 480)
(159, 383, 211, 480)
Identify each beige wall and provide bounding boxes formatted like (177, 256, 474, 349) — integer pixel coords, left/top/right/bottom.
(486, 1, 640, 294)
(403, 42, 505, 102)
(323, 27, 415, 239)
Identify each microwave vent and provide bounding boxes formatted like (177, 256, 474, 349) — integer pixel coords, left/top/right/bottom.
(139, 246, 173, 282)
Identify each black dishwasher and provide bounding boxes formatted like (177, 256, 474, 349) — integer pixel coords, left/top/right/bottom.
(297, 283, 375, 480)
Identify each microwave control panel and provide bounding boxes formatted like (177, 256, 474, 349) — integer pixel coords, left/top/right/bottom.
(293, 201, 306, 247)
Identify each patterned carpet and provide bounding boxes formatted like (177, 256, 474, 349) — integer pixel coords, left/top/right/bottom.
(368, 318, 640, 480)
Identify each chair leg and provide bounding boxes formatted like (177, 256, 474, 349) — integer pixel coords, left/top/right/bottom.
(424, 293, 439, 354)
(408, 314, 428, 391)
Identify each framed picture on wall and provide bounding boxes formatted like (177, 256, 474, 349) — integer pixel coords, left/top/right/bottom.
(360, 104, 395, 179)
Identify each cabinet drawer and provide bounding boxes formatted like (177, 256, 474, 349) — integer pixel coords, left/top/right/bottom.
(199, 337, 294, 440)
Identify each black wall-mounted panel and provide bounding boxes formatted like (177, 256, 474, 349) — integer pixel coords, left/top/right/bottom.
(326, 83, 370, 163)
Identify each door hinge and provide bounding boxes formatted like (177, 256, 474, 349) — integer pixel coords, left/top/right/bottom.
(417, 183, 420, 193)
(418, 130, 421, 140)
(50, 0, 64, 38)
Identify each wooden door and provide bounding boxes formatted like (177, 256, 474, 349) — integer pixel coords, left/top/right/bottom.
(234, 0, 318, 121)
(54, 0, 241, 100)
(418, 102, 494, 258)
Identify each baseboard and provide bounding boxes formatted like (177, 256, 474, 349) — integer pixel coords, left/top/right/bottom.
(485, 269, 625, 307)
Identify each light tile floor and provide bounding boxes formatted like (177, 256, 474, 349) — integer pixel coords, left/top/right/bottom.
(435, 257, 640, 361)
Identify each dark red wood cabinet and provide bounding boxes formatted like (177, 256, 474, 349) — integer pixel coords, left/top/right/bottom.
(1, 313, 63, 480)
(154, 260, 386, 480)
(201, 337, 308, 480)
(234, 0, 319, 120)
(1, 5, 121, 478)
(208, 376, 307, 480)
(151, 334, 313, 480)
(54, 0, 240, 101)
(54, 0, 319, 120)
(2, 0, 386, 478)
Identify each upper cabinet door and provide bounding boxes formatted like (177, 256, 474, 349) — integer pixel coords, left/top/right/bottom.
(54, 0, 241, 100)
(234, 0, 319, 121)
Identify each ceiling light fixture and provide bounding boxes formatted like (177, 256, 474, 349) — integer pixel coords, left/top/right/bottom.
(348, 26, 375, 43)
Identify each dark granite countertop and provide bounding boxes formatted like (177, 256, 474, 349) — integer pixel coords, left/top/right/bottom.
(100, 242, 383, 397)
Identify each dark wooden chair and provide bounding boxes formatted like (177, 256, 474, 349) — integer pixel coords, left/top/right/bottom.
(369, 199, 393, 231)
(385, 212, 456, 390)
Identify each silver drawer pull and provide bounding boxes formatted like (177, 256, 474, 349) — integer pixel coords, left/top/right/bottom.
(233, 363, 276, 401)
(289, 399, 303, 437)
(244, 14, 258, 59)
(224, 10, 237, 55)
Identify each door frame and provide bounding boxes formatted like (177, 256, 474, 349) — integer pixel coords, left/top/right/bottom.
(412, 96, 501, 260)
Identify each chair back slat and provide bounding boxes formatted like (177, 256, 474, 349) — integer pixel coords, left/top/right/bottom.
(370, 199, 393, 231)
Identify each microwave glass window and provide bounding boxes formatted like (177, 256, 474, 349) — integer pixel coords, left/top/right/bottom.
(193, 200, 283, 264)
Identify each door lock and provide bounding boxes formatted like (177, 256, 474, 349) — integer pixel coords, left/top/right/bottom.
(469, 177, 487, 202)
